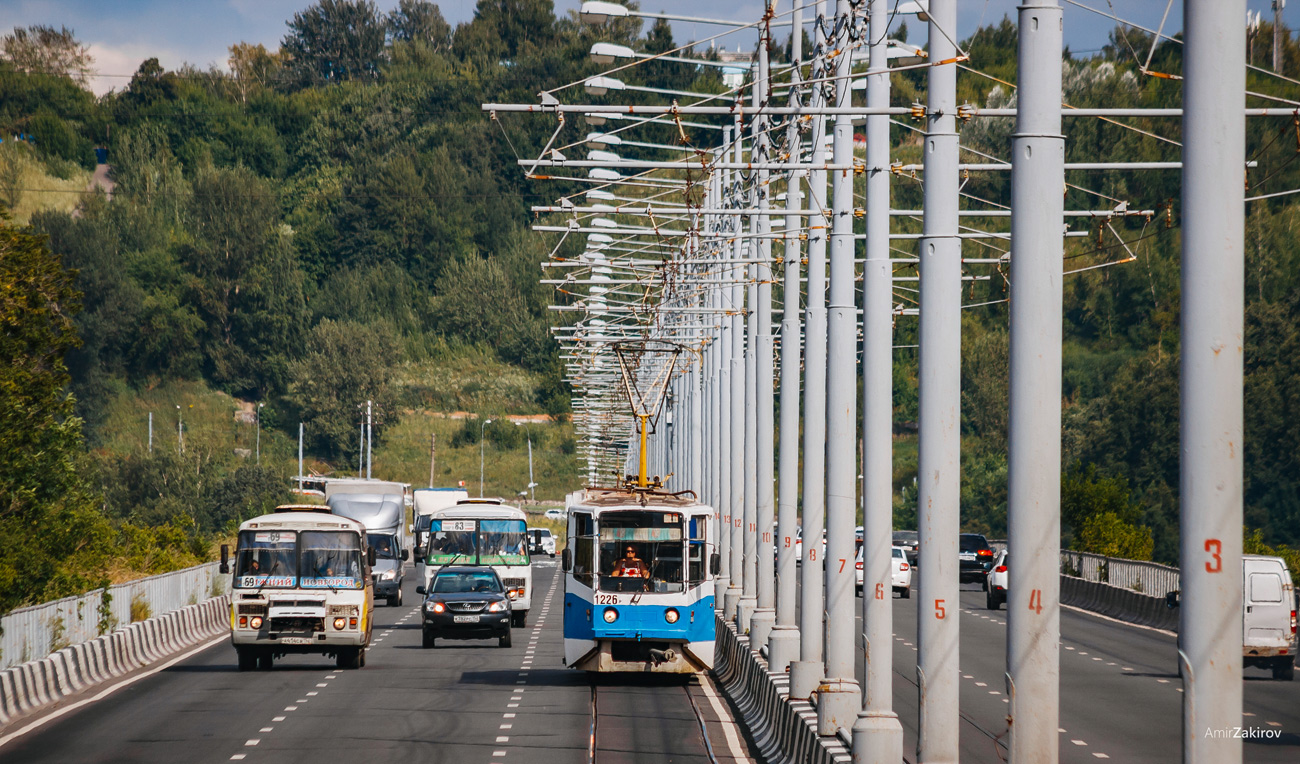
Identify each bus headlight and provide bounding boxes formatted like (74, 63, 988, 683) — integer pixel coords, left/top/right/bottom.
(250, 616, 263, 630)
(603, 607, 618, 623)
(664, 608, 680, 624)
(333, 617, 346, 630)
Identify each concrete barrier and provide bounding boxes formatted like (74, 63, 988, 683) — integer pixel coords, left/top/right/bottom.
(0, 594, 230, 733)
(1061, 574, 1178, 633)
(713, 615, 851, 764)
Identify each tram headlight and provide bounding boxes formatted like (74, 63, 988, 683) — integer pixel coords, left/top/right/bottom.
(333, 617, 346, 630)
(249, 616, 263, 630)
(664, 608, 680, 624)
(603, 607, 619, 623)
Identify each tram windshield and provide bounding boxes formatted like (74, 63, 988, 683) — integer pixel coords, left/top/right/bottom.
(300, 531, 365, 589)
(234, 530, 298, 588)
(598, 511, 685, 593)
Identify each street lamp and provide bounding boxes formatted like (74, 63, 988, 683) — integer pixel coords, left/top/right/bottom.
(176, 405, 182, 454)
(256, 402, 264, 464)
(580, 1, 793, 28)
(588, 42, 738, 69)
(479, 418, 493, 497)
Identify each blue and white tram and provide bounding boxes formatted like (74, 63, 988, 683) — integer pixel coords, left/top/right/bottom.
(562, 487, 719, 673)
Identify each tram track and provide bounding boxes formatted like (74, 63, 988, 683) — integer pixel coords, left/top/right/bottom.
(588, 675, 721, 764)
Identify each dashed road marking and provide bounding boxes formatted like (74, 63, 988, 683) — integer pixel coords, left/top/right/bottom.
(272, 716, 285, 722)
(1071, 739, 1087, 746)
(260, 727, 273, 732)
(245, 739, 260, 746)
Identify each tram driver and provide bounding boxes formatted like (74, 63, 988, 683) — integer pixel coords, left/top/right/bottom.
(610, 545, 650, 578)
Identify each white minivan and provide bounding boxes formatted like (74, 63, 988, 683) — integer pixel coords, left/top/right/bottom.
(1168, 554, 1297, 680)
(1243, 554, 1297, 680)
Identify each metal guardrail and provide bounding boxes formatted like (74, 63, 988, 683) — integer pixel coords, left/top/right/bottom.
(1059, 550, 1180, 598)
(988, 540, 1180, 598)
(0, 562, 229, 670)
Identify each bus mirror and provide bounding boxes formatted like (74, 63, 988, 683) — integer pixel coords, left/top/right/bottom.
(1165, 590, 1180, 609)
(368, 547, 377, 567)
(415, 547, 426, 560)
(219, 544, 230, 574)
(710, 552, 721, 576)
(562, 548, 573, 572)
(400, 549, 409, 561)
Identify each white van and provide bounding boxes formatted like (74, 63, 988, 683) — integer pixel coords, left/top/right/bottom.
(1243, 554, 1297, 680)
(1168, 554, 1297, 680)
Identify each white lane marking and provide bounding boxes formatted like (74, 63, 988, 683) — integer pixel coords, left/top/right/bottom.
(0, 633, 227, 751)
(500, 724, 513, 729)
(1243, 712, 1256, 717)
(503, 712, 516, 718)
(508, 703, 519, 708)
(1078, 652, 1088, 656)
(326, 674, 337, 679)
(1059, 728, 1067, 733)
(1071, 739, 1087, 746)
(493, 751, 508, 757)
(963, 675, 973, 679)
(230, 756, 246, 761)
(246, 739, 260, 746)
(1122, 667, 1134, 671)
(1092, 754, 1110, 759)
(975, 682, 987, 687)
(496, 736, 509, 743)
(260, 727, 273, 732)
(285, 706, 298, 711)
(307, 691, 319, 696)
(1092, 657, 1102, 661)
(316, 683, 329, 687)
(1267, 721, 1282, 727)
(699, 672, 755, 763)
(296, 699, 309, 703)
(273, 716, 285, 722)
(1065, 646, 1075, 651)
(1157, 679, 1169, 684)
(989, 691, 1000, 695)
(1061, 602, 1177, 636)
(1105, 662, 1116, 666)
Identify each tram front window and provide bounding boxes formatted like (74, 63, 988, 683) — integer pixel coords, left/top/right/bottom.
(598, 511, 684, 593)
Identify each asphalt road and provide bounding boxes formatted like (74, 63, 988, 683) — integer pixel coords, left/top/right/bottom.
(0, 562, 755, 764)
(835, 573, 1300, 763)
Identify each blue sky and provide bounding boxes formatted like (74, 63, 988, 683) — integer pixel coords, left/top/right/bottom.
(2, 1, 1297, 94)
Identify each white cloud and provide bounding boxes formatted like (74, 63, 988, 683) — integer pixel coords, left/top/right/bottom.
(85, 40, 188, 96)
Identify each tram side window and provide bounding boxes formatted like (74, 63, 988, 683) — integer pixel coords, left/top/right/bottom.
(687, 515, 707, 584)
(572, 512, 596, 587)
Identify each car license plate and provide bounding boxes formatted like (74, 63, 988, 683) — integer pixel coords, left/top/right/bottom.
(280, 637, 312, 645)
(453, 615, 480, 624)
(959, 552, 975, 560)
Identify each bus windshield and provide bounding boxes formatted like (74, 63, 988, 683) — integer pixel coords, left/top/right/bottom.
(479, 520, 528, 565)
(300, 531, 365, 589)
(427, 519, 477, 564)
(234, 530, 298, 588)
(598, 511, 684, 593)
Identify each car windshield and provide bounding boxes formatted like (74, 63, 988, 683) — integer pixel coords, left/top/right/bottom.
(300, 531, 365, 589)
(960, 535, 990, 551)
(367, 533, 397, 559)
(597, 510, 685, 593)
(234, 530, 298, 588)
(433, 571, 502, 594)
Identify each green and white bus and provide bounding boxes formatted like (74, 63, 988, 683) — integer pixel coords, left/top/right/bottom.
(423, 499, 532, 627)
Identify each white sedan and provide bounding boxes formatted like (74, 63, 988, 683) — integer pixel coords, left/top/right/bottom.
(986, 549, 1008, 609)
(855, 545, 912, 598)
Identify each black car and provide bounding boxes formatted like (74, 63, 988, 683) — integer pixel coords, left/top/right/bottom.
(958, 533, 996, 584)
(892, 530, 919, 566)
(416, 566, 512, 648)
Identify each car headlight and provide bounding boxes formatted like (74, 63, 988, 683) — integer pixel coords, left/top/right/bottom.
(380, 569, 397, 580)
(664, 608, 679, 624)
(250, 616, 263, 630)
(488, 601, 507, 612)
(603, 607, 618, 623)
(427, 601, 445, 614)
(333, 617, 346, 630)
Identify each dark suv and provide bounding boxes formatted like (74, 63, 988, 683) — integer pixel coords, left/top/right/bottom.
(416, 566, 512, 648)
(958, 534, 996, 584)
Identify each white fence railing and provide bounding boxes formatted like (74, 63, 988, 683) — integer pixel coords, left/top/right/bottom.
(0, 562, 229, 670)
(988, 541, 1179, 598)
(1059, 550, 1180, 597)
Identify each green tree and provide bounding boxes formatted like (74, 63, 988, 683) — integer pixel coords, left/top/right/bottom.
(0, 25, 93, 87)
(290, 319, 401, 458)
(388, 0, 452, 51)
(282, 0, 389, 85)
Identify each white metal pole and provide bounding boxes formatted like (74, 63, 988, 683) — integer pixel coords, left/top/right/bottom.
(725, 119, 747, 622)
(790, 0, 833, 703)
(917, 0, 962, 760)
(1181, 1, 1246, 761)
(366, 399, 373, 479)
(1006, 3, 1065, 763)
(819, 0, 863, 736)
(852, 1, 905, 760)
